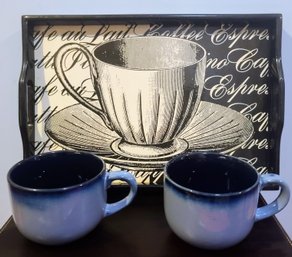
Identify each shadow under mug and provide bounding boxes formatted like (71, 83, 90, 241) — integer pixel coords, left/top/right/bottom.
(164, 151, 290, 250)
(54, 37, 206, 159)
(7, 151, 137, 245)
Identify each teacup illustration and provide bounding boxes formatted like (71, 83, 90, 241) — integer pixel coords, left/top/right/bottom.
(54, 37, 207, 159)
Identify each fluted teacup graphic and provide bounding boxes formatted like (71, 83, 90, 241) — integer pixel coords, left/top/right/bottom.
(54, 37, 207, 159)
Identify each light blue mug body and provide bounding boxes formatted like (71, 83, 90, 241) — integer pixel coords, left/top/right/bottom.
(7, 151, 137, 245)
(164, 152, 290, 250)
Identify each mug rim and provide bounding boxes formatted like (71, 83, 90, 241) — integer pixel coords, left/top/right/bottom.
(93, 36, 207, 71)
(7, 150, 106, 193)
(164, 151, 260, 197)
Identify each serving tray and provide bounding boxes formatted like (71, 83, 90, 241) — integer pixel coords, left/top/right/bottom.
(19, 14, 284, 186)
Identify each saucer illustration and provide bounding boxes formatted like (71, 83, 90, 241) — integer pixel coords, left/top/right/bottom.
(45, 101, 254, 171)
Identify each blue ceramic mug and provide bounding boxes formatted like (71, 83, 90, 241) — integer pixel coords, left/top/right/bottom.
(164, 152, 290, 250)
(7, 151, 137, 245)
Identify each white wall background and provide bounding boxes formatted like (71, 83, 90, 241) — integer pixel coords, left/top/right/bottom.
(1, 0, 292, 239)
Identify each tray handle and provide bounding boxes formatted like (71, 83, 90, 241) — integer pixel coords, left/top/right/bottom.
(19, 61, 34, 158)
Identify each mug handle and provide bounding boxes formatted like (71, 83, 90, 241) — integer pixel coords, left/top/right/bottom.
(104, 171, 138, 217)
(54, 43, 112, 129)
(255, 174, 290, 222)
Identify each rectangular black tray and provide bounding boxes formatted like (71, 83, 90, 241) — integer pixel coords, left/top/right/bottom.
(19, 14, 284, 186)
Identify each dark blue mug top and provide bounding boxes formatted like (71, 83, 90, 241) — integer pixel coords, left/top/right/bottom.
(165, 152, 258, 194)
(8, 151, 104, 190)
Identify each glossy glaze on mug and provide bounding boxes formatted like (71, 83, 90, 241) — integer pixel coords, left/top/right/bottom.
(164, 152, 290, 249)
(7, 151, 137, 245)
(9, 151, 104, 190)
(166, 152, 259, 194)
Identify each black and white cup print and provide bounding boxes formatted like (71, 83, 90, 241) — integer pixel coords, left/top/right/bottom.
(54, 37, 207, 159)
